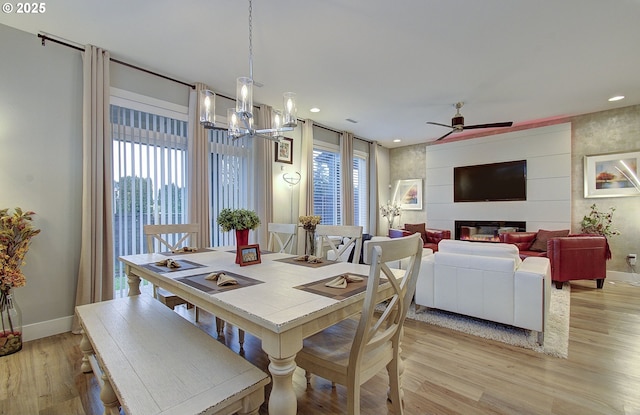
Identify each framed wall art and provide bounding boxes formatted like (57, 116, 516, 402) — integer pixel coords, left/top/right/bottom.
(392, 179, 423, 210)
(584, 150, 640, 198)
(275, 137, 293, 164)
(239, 244, 261, 266)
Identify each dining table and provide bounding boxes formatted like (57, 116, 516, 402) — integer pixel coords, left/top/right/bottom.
(119, 247, 398, 415)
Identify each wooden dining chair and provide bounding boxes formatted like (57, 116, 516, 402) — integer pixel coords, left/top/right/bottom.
(143, 223, 246, 347)
(143, 224, 201, 321)
(267, 223, 297, 254)
(315, 224, 363, 263)
(295, 232, 423, 415)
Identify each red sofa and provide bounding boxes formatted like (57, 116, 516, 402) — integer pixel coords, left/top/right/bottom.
(499, 231, 608, 289)
(388, 223, 451, 252)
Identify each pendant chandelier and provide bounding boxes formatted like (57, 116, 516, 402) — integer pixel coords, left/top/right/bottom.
(199, 0, 297, 141)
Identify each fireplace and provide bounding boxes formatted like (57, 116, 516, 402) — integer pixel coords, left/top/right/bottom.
(455, 220, 526, 242)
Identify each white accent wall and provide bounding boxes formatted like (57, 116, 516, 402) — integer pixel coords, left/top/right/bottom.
(425, 123, 572, 233)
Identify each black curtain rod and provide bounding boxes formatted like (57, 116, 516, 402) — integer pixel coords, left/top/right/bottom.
(38, 33, 196, 90)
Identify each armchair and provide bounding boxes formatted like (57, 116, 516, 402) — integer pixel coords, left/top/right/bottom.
(499, 231, 608, 289)
(388, 222, 451, 252)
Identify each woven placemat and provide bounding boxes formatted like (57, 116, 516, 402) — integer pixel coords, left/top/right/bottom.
(294, 273, 372, 300)
(141, 259, 205, 273)
(177, 270, 264, 294)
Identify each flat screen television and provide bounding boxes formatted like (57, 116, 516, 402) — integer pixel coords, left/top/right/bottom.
(454, 160, 527, 202)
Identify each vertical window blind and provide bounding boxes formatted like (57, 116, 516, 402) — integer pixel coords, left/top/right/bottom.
(353, 153, 368, 232)
(313, 147, 342, 225)
(111, 104, 188, 297)
(208, 129, 255, 247)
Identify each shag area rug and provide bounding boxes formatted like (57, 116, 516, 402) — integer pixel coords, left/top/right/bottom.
(406, 284, 570, 358)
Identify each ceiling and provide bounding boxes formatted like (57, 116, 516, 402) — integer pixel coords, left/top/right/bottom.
(2, 0, 640, 148)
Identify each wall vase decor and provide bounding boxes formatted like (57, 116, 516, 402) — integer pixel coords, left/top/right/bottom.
(235, 229, 250, 264)
(0, 289, 22, 357)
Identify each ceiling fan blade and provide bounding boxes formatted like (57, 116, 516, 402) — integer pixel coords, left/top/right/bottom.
(436, 130, 456, 141)
(427, 121, 454, 128)
(463, 121, 513, 130)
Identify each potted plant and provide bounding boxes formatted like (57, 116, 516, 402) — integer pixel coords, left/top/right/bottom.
(1, 207, 40, 356)
(217, 209, 261, 263)
(580, 203, 620, 259)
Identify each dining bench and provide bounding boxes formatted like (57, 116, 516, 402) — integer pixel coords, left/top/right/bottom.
(76, 294, 270, 415)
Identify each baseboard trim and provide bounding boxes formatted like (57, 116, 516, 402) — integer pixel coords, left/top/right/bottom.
(23, 315, 73, 342)
(607, 270, 640, 284)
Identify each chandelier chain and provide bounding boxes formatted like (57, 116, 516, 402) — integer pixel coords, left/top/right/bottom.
(248, 0, 253, 80)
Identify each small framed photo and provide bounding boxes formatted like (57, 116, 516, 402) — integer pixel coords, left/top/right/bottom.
(239, 244, 261, 266)
(275, 137, 293, 164)
(584, 151, 640, 198)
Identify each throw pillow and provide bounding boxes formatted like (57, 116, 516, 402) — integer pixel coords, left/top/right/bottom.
(529, 229, 570, 252)
(404, 223, 427, 244)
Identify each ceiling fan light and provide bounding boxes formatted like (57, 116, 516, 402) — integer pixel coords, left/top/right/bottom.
(282, 92, 298, 127)
(236, 77, 253, 115)
(199, 89, 216, 129)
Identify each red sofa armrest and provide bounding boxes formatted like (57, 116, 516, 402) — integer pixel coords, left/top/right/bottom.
(498, 232, 537, 251)
(547, 236, 607, 285)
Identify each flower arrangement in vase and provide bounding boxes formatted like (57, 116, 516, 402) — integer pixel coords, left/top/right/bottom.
(1, 207, 40, 356)
(380, 200, 401, 229)
(580, 203, 619, 260)
(217, 209, 261, 264)
(299, 215, 321, 256)
(580, 204, 620, 238)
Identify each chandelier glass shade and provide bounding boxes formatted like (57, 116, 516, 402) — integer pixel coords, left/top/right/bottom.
(198, 0, 297, 142)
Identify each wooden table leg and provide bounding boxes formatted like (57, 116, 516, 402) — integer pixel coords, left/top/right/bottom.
(267, 355, 297, 415)
(126, 269, 141, 296)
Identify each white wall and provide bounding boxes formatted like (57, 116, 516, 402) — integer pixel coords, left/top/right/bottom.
(425, 123, 572, 233)
(0, 23, 83, 340)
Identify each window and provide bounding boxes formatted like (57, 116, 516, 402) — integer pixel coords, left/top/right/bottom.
(208, 129, 255, 247)
(111, 92, 189, 298)
(353, 152, 368, 232)
(313, 144, 342, 225)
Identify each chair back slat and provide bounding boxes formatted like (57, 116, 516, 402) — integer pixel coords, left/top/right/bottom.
(267, 223, 297, 254)
(349, 233, 422, 368)
(315, 225, 363, 263)
(143, 224, 199, 253)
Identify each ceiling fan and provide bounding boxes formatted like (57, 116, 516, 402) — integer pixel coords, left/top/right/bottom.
(427, 102, 513, 141)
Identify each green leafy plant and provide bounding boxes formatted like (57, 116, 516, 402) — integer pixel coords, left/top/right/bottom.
(580, 203, 620, 238)
(217, 209, 261, 232)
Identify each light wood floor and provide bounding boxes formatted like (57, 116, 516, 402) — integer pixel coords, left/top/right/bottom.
(2, 280, 639, 415)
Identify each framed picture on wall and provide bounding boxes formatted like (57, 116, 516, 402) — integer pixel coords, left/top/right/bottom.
(393, 179, 423, 210)
(275, 137, 293, 164)
(584, 151, 640, 198)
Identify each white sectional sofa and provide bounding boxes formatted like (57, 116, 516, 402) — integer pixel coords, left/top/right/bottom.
(415, 239, 551, 342)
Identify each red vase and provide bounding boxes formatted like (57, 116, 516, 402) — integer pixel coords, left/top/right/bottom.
(235, 229, 249, 264)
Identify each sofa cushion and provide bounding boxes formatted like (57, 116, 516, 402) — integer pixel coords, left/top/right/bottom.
(404, 223, 427, 244)
(530, 229, 570, 252)
(438, 239, 522, 267)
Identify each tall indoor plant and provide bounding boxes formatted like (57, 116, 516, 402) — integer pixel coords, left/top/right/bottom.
(1, 208, 40, 356)
(217, 208, 261, 264)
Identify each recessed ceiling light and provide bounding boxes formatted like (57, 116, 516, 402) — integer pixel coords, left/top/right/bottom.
(393, 139, 402, 143)
(310, 107, 320, 113)
(608, 95, 625, 102)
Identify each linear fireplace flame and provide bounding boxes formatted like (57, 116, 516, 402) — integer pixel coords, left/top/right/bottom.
(455, 220, 526, 242)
